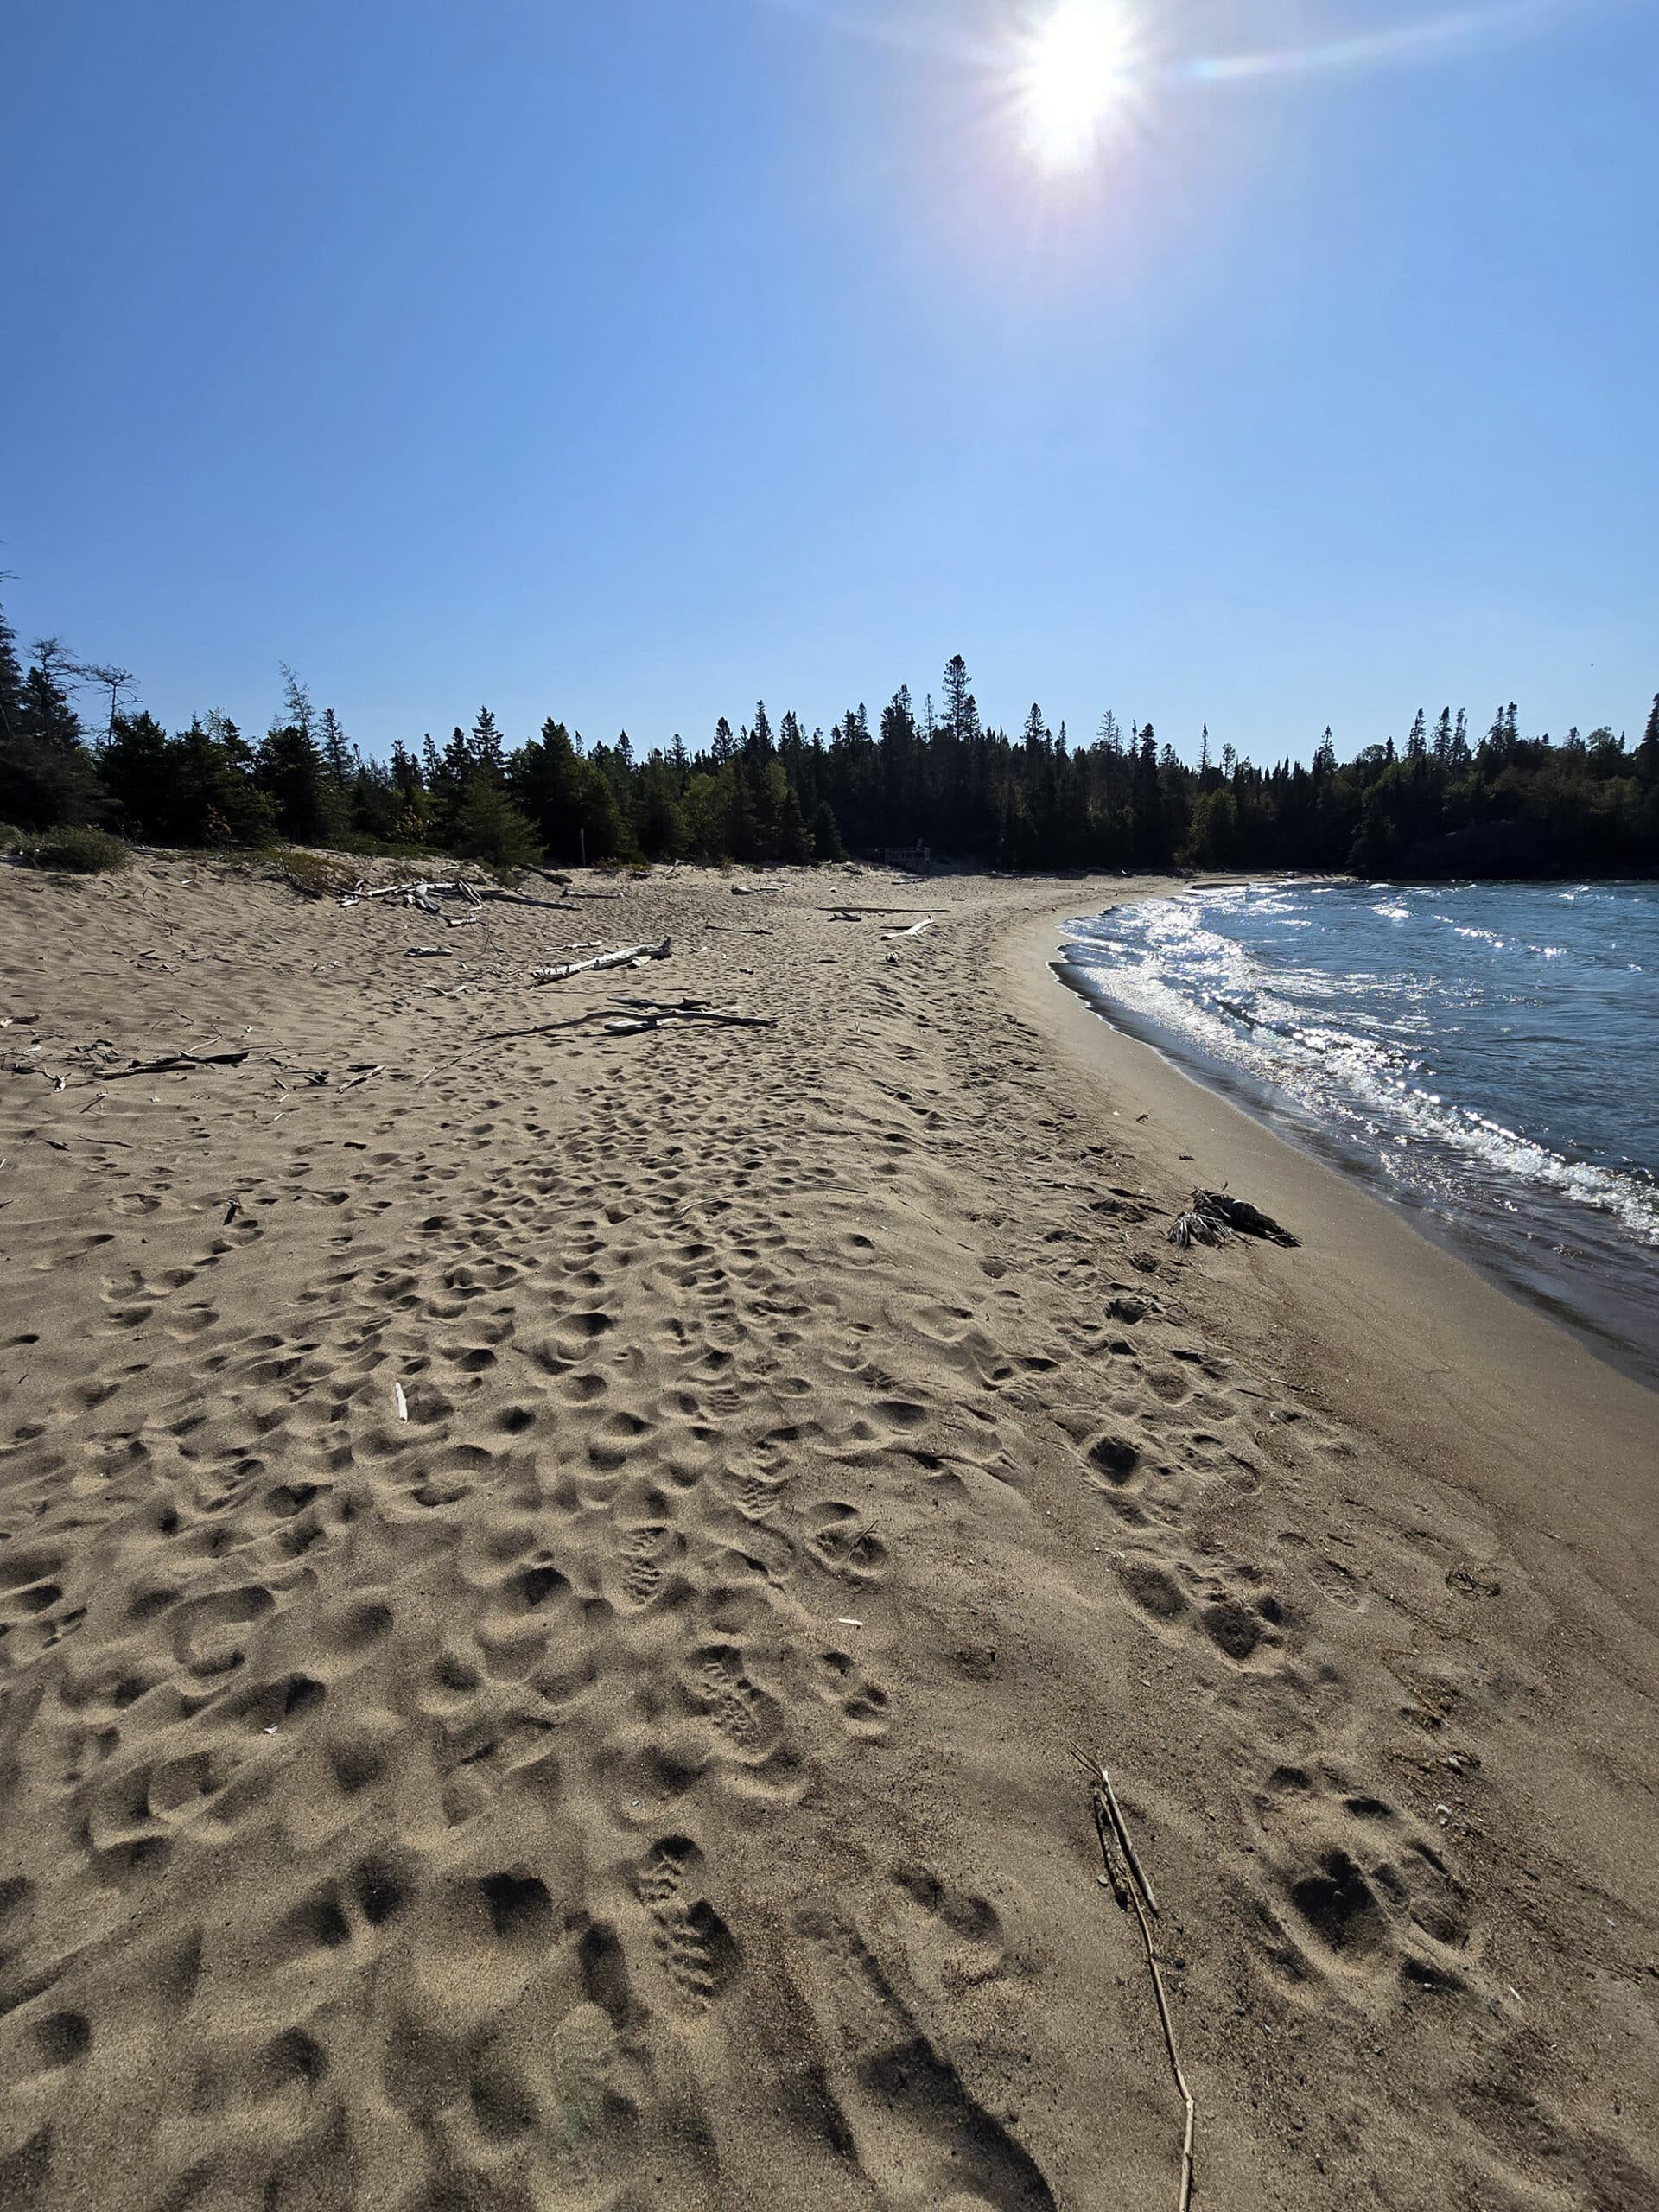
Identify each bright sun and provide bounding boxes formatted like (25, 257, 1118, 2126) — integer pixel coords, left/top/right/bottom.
(1017, 0, 1136, 169)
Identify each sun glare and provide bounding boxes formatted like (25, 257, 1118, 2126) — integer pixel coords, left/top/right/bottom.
(1017, 0, 1136, 169)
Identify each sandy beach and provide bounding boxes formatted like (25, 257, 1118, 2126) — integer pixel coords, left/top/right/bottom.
(1, 855, 1654, 2212)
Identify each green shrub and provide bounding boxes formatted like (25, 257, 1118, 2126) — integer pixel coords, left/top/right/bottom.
(454, 776, 543, 869)
(22, 826, 133, 874)
(280, 849, 359, 899)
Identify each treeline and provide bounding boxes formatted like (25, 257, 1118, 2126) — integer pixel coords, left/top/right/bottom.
(3, 605, 1656, 878)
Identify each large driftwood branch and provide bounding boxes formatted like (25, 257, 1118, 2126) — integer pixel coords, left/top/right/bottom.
(530, 939, 671, 985)
(340, 880, 470, 907)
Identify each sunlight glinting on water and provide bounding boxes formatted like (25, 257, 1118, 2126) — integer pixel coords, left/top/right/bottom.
(1065, 884, 1659, 1274)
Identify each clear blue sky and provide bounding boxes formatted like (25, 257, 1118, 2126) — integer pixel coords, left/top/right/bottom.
(3, 0, 1654, 765)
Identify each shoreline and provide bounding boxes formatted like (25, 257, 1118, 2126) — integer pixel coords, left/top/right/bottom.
(1046, 900, 1659, 1395)
(1007, 893, 1656, 1522)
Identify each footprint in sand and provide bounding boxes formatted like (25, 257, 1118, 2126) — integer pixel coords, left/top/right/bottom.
(636, 1837, 741, 2015)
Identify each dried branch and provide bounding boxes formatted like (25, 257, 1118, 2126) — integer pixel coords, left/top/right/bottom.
(1073, 1749, 1194, 2212)
(102, 1049, 251, 1081)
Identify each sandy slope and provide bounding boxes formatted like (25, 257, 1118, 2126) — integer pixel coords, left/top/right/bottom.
(0, 855, 1654, 2212)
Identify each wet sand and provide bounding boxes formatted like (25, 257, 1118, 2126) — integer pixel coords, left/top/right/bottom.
(1, 855, 1654, 2212)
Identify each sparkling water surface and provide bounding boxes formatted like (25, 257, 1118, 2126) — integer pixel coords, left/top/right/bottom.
(1063, 880, 1659, 1387)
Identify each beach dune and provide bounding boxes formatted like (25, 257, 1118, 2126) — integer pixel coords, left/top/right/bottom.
(0, 857, 1654, 2212)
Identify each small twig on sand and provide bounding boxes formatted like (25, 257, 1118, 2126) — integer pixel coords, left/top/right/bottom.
(1072, 1748, 1194, 2212)
(1097, 1761, 1159, 1915)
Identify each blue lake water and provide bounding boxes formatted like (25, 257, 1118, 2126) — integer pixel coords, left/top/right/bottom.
(1061, 880, 1659, 1388)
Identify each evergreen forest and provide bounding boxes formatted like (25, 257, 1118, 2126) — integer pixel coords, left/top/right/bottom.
(3, 603, 1655, 880)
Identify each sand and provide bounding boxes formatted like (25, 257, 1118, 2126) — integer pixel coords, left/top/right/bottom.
(0, 855, 1654, 2212)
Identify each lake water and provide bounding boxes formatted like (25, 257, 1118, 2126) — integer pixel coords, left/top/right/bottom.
(1061, 880, 1659, 1388)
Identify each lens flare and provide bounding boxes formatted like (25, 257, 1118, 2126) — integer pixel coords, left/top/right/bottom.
(1016, 0, 1137, 168)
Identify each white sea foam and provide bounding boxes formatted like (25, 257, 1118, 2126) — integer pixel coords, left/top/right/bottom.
(1065, 884, 1659, 1259)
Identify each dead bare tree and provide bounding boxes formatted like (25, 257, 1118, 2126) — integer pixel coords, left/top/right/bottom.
(72, 661, 139, 743)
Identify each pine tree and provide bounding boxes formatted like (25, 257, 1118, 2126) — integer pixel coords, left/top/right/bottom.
(472, 706, 505, 780)
(1433, 708, 1453, 762)
(712, 716, 736, 766)
(942, 656, 975, 743)
(319, 706, 354, 790)
(390, 741, 423, 798)
(454, 773, 541, 868)
(71, 660, 137, 743)
(20, 648, 84, 753)
(1198, 723, 1211, 777)
(280, 664, 315, 742)
(1638, 694, 1659, 782)
(811, 799, 844, 861)
(1130, 725, 1163, 862)
(0, 603, 25, 738)
(257, 713, 339, 843)
(1407, 709, 1427, 760)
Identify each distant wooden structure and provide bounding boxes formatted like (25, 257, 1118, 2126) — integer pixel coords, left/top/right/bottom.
(883, 843, 931, 873)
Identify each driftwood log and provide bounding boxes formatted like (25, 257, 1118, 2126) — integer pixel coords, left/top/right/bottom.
(530, 939, 671, 985)
(340, 880, 478, 909)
